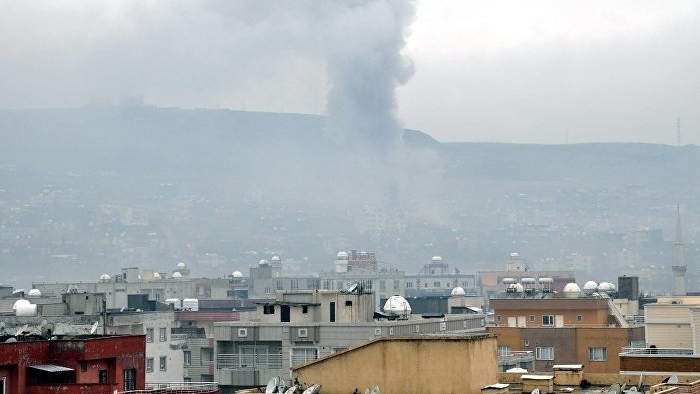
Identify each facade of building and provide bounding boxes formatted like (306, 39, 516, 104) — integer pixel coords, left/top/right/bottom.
(0, 334, 145, 394)
(209, 289, 487, 394)
(488, 287, 644, 373)
(293, 334, 498, 394)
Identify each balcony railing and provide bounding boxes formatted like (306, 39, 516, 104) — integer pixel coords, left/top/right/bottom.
(118, 382, 218, 394)
(619, 346, 694, 356)
(498, 351, 535, 365)
(170, 333, 188, 341)
(217, 353, 283, 370)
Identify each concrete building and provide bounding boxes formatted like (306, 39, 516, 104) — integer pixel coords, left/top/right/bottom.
(488, 282, 644, 373)
(292, 334, 498, 394)
(405, 255, 480, 298)
(0, 334, 146, 394)
(210, 289, 487, 393)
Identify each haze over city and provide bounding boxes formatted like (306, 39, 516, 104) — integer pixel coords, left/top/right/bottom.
(1, 1, 699, 296)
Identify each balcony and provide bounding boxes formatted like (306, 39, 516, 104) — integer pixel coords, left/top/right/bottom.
(118, 382, 219, 394)
(497, 351, 535, 372)
(216, 353, 283, 370)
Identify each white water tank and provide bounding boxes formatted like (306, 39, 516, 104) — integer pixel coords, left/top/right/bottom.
(383, 295, 412, 315)
(165, 298, 181, 309)
(182, 298, 199, 311)
(13, 299, 37, 316)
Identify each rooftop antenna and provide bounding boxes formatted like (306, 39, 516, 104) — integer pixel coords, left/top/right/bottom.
(677, 117, 681, 147)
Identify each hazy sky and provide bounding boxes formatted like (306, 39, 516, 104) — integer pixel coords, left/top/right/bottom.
(1, 1, 698, 144)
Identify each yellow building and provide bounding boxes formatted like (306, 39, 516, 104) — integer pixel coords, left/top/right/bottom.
(293, 334, 498, 394)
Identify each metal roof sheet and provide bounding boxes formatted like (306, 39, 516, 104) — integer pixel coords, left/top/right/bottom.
(29, 364, 74, 372)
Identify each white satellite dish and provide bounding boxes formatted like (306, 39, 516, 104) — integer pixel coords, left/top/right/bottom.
(668, 375, 679, 384)
(301, 385, 321, 394)
(90, 321, 99, 334)
(370, 386, 380, 394)
(283, 385, 297, 394)
(265, 376, 280, 394)
(15, 324, 29, 336)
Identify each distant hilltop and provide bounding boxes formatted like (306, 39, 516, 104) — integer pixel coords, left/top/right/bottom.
(1, 106, 696, 185)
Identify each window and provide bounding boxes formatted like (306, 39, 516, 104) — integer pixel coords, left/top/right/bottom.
(302, 305, 308, 313)
(159, 327, 167, 341)
(99, 370, 108, 384)
(146, 328, 154, 342)
(291, 348, 318, 367)
(497, 345, 511, 356)
(589, 347, 607, 361)
(393, 280, 400, 291)
(524, 339, 529, 347)
(146, 358, 154, 373)
(542, 315, 554, 326)
(264, 287, 272, 295)
(160, 356, 167, 371)
(276, 280, 283, 290)
(201, 374, 214, 382)
(123, 369, 136, 391)
(576, 315, 583, 322)
(263, 304, 275, 314)
(201, 348, 214, 364)
(496, 315, 501, 323)
(237, 328, 247, 337)
(529, 315, 535, 322)
(80, 361, 88, 372)
(536, 346, 554, 360)
(406, 282, 413, 288)
(433, 281, 440, 288)
(183, 351, 191, 365)
(184, 377, 192, 383)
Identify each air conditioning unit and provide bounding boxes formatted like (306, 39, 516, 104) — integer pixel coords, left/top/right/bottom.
(237, 328, 247, 337)
(297, 328, 308, 338)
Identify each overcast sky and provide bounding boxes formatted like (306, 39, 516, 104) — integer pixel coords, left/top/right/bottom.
(1, 1, 698, 144)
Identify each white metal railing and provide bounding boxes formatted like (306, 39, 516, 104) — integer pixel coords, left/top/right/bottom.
(498, 351, 535, 365)
(619, 346, 694, 356)
(217, 353, 283, 370)
(170, 333, 188, 341)
(118, 382, 218, 394)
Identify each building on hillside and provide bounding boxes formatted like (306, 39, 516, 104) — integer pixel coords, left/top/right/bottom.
(210, 288, 487, 394)
(0, 334, 145, 394)
(488, 281, 644, 373)
(292, 334, 498, 394)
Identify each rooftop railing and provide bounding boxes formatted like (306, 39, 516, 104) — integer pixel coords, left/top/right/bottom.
(498, 350, 535, 365)
(619, 346, 694, 356)
(118, 382, 218, 394)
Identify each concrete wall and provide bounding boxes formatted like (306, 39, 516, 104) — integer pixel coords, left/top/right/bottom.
(293, 335, 498, 394)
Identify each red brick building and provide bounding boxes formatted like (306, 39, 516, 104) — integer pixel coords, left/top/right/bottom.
(0, 334, 145, 394)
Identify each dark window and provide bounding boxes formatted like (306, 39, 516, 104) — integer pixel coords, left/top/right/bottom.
(99, 370, 108, 384)
(263, 304, 275, 314)
(330, 302, 336, 322)
(80, 361, 88, 372)
(345, 300, 352, 306)
(281, 305, 290, 323)
(302, 305, 308, 314)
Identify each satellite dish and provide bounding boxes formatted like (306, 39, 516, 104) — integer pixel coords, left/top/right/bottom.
(41, 322, 55, 339)
(668, 375, 679, 384)
(265, 376, 280, 394)
(15, 324, 29, 336)
(90, 321, 99, 334)
(346, 282, 359, 294)
(370, 386, 380, 394)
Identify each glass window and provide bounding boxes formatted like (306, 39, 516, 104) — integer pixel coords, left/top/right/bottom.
(183, 351, 191, 366)
(542, 315, 554, 326)
(146, 358, 154, 373)
(146, 328, 154, 342)
(536, 346, 554, 360)
(159, 327, 167, 341)
(99, 370, 108, 384)
(497, 345, 511, 356)
(393, 280, 400, 291)
(380, 281, 386, 291)
(589, 347, 607, 361)
(160, 356, 167, 371)
(576, 315, 583, 322)
(123, 369, 136, 391)
(201, 348, 214, 364)
(291, 347, 318, 367)
(529, 315, 535, 322)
